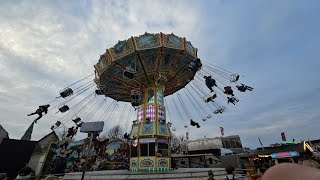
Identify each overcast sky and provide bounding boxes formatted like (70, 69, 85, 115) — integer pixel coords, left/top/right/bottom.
(0, 0, 320, 148)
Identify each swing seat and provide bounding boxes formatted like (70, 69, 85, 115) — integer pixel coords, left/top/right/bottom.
(214, 107, 226, 114)
(60, 88, 73, 98)
(230, 74, 240, 82)
(72, 117, 81, 124)
(55, 121, 62, 127)
(59, 105, 69, 113)
(123, 66, 136, 80)
(131, 89, 141, 106)
(172, 127, 176, 131)
(131, 94, 141, 102)
(95, 89, 105, 95)
(123, 71, 135, 80)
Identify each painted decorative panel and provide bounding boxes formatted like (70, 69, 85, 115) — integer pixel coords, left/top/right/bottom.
(110, 39, 135, 60)
(157, 158, 169, 168)
(146, 105, 155, 121)
(130, 125, 139, 138)
(148, 89, 155, 103)
(117, 54, 143, 77)
(158, 123, 167, 135)
(185, 41, 195, 57)
(137, 107, 144, 123)
(142, 122, 153, 135)
(135, 33, 161, 50)
(162, 33, 183, 49)
(158, 106, 165, 120)
(160, 49, 178, 70)
(41, 139, 128, 174)
(139, 49, 160, 72)
(157, 90, 163, 104)
(105, 64, 123, 79)
(130, 159, 138, 170)
(140, 159, 154, 168)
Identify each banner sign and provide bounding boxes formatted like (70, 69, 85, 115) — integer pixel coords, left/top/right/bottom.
(139, 138, 156, 143)
(271, 151, 299, 159)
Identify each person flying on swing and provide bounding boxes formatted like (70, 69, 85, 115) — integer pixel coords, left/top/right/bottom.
(204, 76, 217, 92)
(227, 97, 239, 105)
(236, 84, 253, 92)
(66, 126, 78, 139)
(204, 94, 217, 103)
(27, 104, 50, 123)
(224, 86, 235, 96)
(190, 119, 200, 128)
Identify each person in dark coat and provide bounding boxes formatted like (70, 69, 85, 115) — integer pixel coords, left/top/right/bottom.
(27, 104, 50, 123)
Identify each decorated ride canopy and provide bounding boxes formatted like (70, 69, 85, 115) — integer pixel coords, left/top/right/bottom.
(94, 32, 200, 102)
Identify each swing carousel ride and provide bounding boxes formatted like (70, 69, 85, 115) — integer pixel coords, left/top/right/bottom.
(28, 32, 253, 171)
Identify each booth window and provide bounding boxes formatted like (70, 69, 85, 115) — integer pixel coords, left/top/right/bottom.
(157, 143, 169, 157)
(140, 143, 155, 156)
(131, 145, 138, 157)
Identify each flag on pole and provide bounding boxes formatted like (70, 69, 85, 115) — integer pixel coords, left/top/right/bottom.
(220, 127, 224, 136)
(258, 137, 263, 147)
(281, 132, 286, 141)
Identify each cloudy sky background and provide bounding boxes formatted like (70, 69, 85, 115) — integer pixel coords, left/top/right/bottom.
(0, 0, 320, 148)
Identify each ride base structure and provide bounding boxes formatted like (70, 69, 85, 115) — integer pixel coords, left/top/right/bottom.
(129, 85, 171, 171)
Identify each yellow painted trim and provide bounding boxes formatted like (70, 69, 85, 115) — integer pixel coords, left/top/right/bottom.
(139, 156, 156, 169)
(107, 49, 115, 61)
(182, 37, 186, 50)
(132, 36, 139, 51)
(160, 32, 164, 47)
(195, 48, 198, 57)
(94, 65, 100, 76)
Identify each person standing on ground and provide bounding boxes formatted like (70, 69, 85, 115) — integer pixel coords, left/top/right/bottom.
(208, 170, 215, 180)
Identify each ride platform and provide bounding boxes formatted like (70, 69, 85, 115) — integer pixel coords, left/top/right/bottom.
(62, 168, 247, 180)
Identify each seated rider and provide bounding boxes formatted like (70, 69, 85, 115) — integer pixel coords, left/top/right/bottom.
(205, 94, 217, 103)
(236, 84, 254, 92)
(123, 133, 130, 140)
(66, 127, 78, 138)
(224, 86, 234, 96)
(213, 106, 226, 114)
(190, 119, 200, 128)
(204, 76, 217, 92)
(189, 58, 202, 71)
(27, 104, 50, 123)
(227, 97, 239, 105)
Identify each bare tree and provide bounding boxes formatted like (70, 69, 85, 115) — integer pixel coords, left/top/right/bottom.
(178, 133, 185, 142)
(56, 127, 68, 141)
(106, 125, 124, 139)
(171, 133, 181, 154)
(56, 126, 75, 141)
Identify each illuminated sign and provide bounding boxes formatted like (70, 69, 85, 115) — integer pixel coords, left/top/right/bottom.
(271, 151, 299, 158)
(157, 139, 168, 143)
(139, 138, 156, 143)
